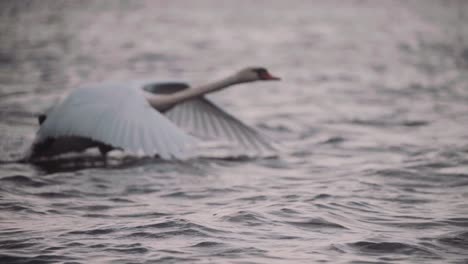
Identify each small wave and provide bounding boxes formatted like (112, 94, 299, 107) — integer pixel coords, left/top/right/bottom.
(236, 195, 268, 202)
(115, 212, 168, 218)
(0, 204, 45, 215)
(160, 191, 208, 199)
(347, 241, 436, 256)
(0, 175, 48, 188)
(213, 246, 268, 258)
(67, 228, 116, 236)
(135, 219, 224, 235)
(0, 254, 75, 264)
(377, 169, 420, 178)
(402, 120, 429, 127)
(35, 191, 82, 199)
(82, 213, 111, 218)
(273, 207, 301, 215)
(349, 119, 429, 128)
(286, 218, 347, 230)
(304, 193, 333, 201)
(436, 231, 468, 249)
(0, 239, 37, 250)
(386, 220, 445, 230)
(124, 229, 210, 239)
(442, 218, 468, 228)
(136, 221, 184, 229)
(108, 197, 134, 203)
(124, 186, 161, 195)
(320, 136, 346, 144)
(69, 205, 113, 212)
(105, 246, 149, 254)
(222, 211, 269, 226)
(148, 256, 198, 263)
(191, 241, 225, 248)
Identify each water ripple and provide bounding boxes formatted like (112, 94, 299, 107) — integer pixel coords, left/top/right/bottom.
(347, 241, 437, 256)
(285, 218, 348, 230)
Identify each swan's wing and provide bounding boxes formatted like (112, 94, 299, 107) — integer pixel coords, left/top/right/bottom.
(164, 97, 276, 156)
(29, 82, 196, 160)
(142, 82, 189, 94)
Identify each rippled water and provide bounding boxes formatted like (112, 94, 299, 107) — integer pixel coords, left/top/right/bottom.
(1, 1, 468, 263)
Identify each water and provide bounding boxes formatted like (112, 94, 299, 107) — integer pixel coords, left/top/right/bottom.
(1, 1, 468, 263)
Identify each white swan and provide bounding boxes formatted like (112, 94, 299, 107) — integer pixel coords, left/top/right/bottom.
(26, 67, 280, 161)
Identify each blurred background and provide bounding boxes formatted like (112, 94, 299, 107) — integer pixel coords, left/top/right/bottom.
(1, 1, 468, 263)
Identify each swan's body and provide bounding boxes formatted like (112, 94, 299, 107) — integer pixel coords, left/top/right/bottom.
(27, 67, 280, 161)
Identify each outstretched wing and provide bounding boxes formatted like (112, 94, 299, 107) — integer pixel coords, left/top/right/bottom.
(164, 97, 276, 156)
(30, 82, 196, 160)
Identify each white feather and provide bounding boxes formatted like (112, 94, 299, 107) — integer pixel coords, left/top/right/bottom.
(165, 97, 275, 156)
(30, 82, 196, 160)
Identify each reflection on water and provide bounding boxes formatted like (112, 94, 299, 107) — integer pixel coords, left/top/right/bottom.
(1, 1, 468, 263)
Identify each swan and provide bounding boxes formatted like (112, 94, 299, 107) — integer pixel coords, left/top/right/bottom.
(26, 67, 280, 161)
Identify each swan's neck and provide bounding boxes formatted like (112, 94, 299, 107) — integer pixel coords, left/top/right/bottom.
(146, 75, 240, 111)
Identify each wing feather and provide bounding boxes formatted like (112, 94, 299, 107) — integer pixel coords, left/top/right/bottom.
(29, 82, 196, 160)
(165, 97, 275, 156)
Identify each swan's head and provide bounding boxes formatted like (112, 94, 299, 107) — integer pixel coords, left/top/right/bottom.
(235, 67, 281, 83)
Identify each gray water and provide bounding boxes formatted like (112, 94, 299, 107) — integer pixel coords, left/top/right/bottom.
(1, 1, 468, 263)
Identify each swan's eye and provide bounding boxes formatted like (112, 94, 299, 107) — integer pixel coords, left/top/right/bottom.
(253, 68, 267, 74)
(253, 68, 268, 78)
(253, 68, 280, 81)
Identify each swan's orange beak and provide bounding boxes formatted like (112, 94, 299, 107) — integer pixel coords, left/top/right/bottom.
(261, 71, 281, 81)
